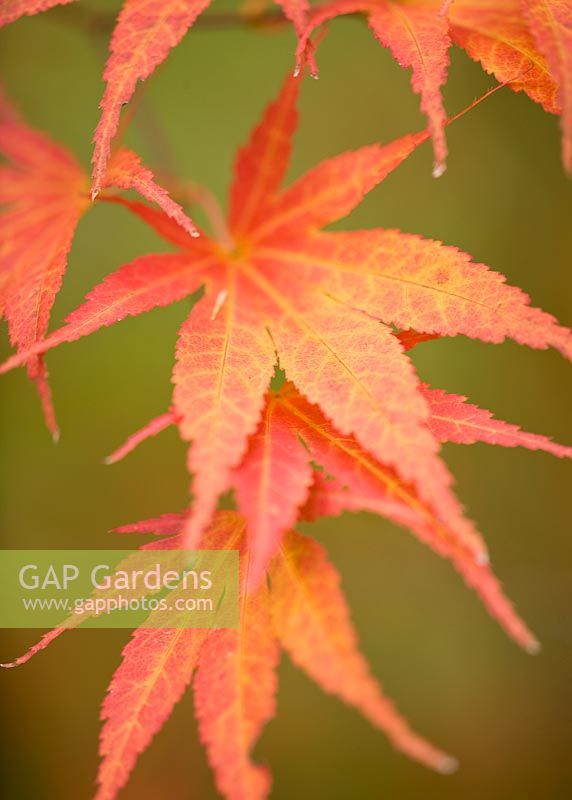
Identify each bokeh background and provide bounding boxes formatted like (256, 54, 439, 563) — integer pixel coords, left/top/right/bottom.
(1, 1, 571, 798)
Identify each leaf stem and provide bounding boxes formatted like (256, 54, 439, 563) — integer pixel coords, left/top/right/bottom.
(184, 181, 234, 249)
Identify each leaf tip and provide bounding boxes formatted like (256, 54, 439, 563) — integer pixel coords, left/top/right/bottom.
(437, 755, 459, 775)
(525, 639, 542, 656)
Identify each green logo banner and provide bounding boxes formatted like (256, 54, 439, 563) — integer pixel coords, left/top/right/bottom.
(0, 550, 239, 629)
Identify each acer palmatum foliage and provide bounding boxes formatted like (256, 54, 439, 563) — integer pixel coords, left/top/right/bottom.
(105, 378, 569, 648)
(2, 75, 570, 568)
(2, 73, 572, 799)
(2, 1, 571, 178)
(6, 511, 459, 800)
(298, 0, 572, 175)
(1, 5, 572, 800)
(0, 87, 197, 434)
(0, 0, 311, 195)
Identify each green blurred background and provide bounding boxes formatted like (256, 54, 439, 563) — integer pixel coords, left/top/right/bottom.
(1, 1, 571, 798)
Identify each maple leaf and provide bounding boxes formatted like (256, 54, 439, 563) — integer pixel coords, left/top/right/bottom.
(2, 75, 571, 568)
(297, 0, 571, 174)
(0, 89, 197, 432)
(0, 88, 89, 436)
(103, 365, 571, 651)
(4, 510, 457, 800)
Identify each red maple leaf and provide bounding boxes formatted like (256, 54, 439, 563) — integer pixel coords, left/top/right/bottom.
(5, 358, 571, 797)
(0, 87, 197, 433)
(4, 510, 458, 800)
(2, 75, 570, 567)
(5, 366, 569, 798)
(297, 0, 572, 175)
(103, 368, 570, 645)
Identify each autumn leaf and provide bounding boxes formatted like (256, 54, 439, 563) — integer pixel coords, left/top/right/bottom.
(4, 510, 456, 800)
(0, 90, 197, 432)
(0, 88, 89, 436)
(298, 0, 570, 173)
(2, 75, 570, 571)
(105, 367, 572, 650)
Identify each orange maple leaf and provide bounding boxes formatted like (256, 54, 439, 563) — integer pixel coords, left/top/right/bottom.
(0, 87, 89, 436)
(2, 75, 570, 567)
(4, 510, 457, 800)
(298, 0, 572, 175)
(104, 365, 571, 647)
(0, 88, 197, 432)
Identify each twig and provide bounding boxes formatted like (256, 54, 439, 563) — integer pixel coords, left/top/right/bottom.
(49, 5, 289, 36)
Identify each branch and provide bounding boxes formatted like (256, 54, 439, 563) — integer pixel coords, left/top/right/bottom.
(49, 5, 290, 36)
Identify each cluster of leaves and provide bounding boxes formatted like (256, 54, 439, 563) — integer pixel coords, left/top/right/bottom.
(2, 73, 572, 799)
(2, 0, 571, 179)
(6, 511, 460, 800)
(1, 2, 572, 800)
(298, 0, 572, 176)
